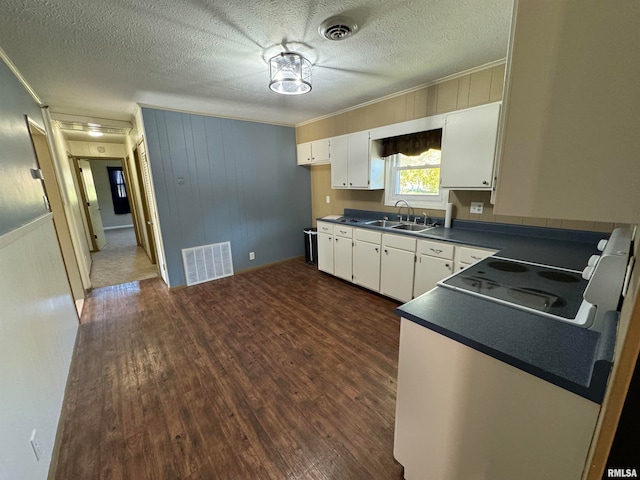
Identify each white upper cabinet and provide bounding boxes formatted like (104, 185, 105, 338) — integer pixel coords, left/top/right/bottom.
(330, 135, 348, 187)
(331, 132, 384, 190)
(493, 0, 640, 223)
(440, 102, 501, 189)
(296, 138, 330, 165)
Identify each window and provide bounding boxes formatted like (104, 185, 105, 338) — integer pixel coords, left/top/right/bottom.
(107, 166, 131, 215)
(385, 149, 448, 209)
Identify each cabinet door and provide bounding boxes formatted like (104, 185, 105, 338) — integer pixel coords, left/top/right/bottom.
(441, 102, 501, 189)
(317, 233, 334, 274)
(413, 255, 453, 298)
(380, 246, 415, 302)
(296, 142, 312, 165)
(333, 236, 353, 281)
(311, 139, 330, 164)
(455, 245, 496, 268)
(330, 135, 349, 188)
(353, 240, 381, 292)
(347, 131, 371, 188)
(493, 1, 639, 223)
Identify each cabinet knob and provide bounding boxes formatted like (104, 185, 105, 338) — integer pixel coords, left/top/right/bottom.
(384, 249, 388, 254)
(375, 248, 379, 252)
(482, 180, 489, 185)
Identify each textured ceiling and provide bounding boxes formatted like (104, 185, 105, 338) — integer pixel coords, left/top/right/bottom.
(1, 0, 513, 127)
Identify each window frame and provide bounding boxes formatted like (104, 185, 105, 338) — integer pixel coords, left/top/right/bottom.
(384, 152, 449, 209)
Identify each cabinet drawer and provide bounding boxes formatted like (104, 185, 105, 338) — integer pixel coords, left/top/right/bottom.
(417, 239, 454, 260)
(355, 228, 381, 244)
(334, 225, 353, 238)
(455, 245, 496, 265)
(382, 233, 416, 252)
(317, 222, 334, 234)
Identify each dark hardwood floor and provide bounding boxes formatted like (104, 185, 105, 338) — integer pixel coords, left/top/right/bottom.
(53, 258, 405, 479)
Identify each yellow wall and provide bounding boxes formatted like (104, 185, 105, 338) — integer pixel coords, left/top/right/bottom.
(297, 63, 616, 233)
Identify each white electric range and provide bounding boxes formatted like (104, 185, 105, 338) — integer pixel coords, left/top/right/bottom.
(438, 227, 635, 331)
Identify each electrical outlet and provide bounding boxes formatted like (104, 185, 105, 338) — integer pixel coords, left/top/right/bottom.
(326, 195, 330, 204)
(470, 202, 484, 214)
(249, 252, 255, 260)
(30, 429, 42, 461)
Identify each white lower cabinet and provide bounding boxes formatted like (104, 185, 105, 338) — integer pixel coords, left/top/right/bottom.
(454, 245, 497, 271)
(333, 226, 353, 281)
(353, 229, 382, 292)
(319, 222, 496, 303)
(380, 234, 416, 303)
(317, 222, 334, 274)
(413, 239, 455, 297)
(395, 318, 599, 480)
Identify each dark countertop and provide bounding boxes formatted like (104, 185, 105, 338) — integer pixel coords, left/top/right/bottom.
(320, 209, 604, 270)
(318, 209, 618, 403)
(398, 289, 617, 403)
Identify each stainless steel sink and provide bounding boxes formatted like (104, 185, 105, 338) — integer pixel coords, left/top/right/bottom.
(392, 223, 432, 232)
(365, 219, 403, 228)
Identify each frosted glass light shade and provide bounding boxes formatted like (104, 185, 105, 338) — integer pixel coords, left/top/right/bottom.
(269, 52, 312, 95)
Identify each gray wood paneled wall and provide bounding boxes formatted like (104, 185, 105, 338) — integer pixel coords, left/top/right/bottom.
(142, 108, 311, 287)
(0, 61, 49, 235)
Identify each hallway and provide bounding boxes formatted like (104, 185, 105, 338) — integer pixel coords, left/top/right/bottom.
(89, 227, 158, 289)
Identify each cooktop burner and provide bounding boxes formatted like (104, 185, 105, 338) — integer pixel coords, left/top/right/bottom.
(439, 257, 587, 320)
(487, 260, 529, 273)
(460, 276, 500, 291)
(507, 287, 567, 311)
(537, 270, 581, 283)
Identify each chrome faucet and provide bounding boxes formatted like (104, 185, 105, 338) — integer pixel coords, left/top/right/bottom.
(394, 199, 413, 222)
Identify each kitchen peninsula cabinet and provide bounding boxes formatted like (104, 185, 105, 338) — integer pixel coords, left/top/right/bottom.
(353, 228, 381, 292)
(380, 234, 416, 302)
(493, 0, 640, 223)
(440, 102, 501, 190)
(394, 317, 600, 480)
(331, 131, 384, 190)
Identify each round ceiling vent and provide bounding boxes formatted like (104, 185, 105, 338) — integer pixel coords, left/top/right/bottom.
(318, 16, 358, 41)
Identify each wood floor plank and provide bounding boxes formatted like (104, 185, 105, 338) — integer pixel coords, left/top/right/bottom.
(54, 258, 405, 479)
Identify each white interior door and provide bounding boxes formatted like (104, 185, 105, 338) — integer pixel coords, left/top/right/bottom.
(78, 159, 106, 250)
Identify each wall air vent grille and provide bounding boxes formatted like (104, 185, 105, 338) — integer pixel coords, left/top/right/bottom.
(182, 241, 234, 286)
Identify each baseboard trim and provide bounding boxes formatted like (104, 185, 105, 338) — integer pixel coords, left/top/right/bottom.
(103, 225, 134, 231)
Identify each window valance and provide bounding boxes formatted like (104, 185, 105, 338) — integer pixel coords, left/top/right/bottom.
(379, 128, 442, 157)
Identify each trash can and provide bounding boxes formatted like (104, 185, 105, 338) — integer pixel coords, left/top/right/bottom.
(303, 228, 318, 265)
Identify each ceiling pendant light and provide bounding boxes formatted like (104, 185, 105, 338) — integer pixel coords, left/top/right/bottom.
(269, 52, 312, 95)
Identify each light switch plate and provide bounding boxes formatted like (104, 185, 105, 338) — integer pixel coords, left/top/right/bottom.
(470, 202, 484, 214)
(326, 195, 331, 204)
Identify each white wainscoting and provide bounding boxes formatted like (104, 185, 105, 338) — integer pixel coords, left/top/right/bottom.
(0, 214, 78, 480)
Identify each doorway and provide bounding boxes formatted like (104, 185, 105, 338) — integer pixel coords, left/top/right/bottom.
(72, 156, 158, 288)
(26, 118, 86, 301)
